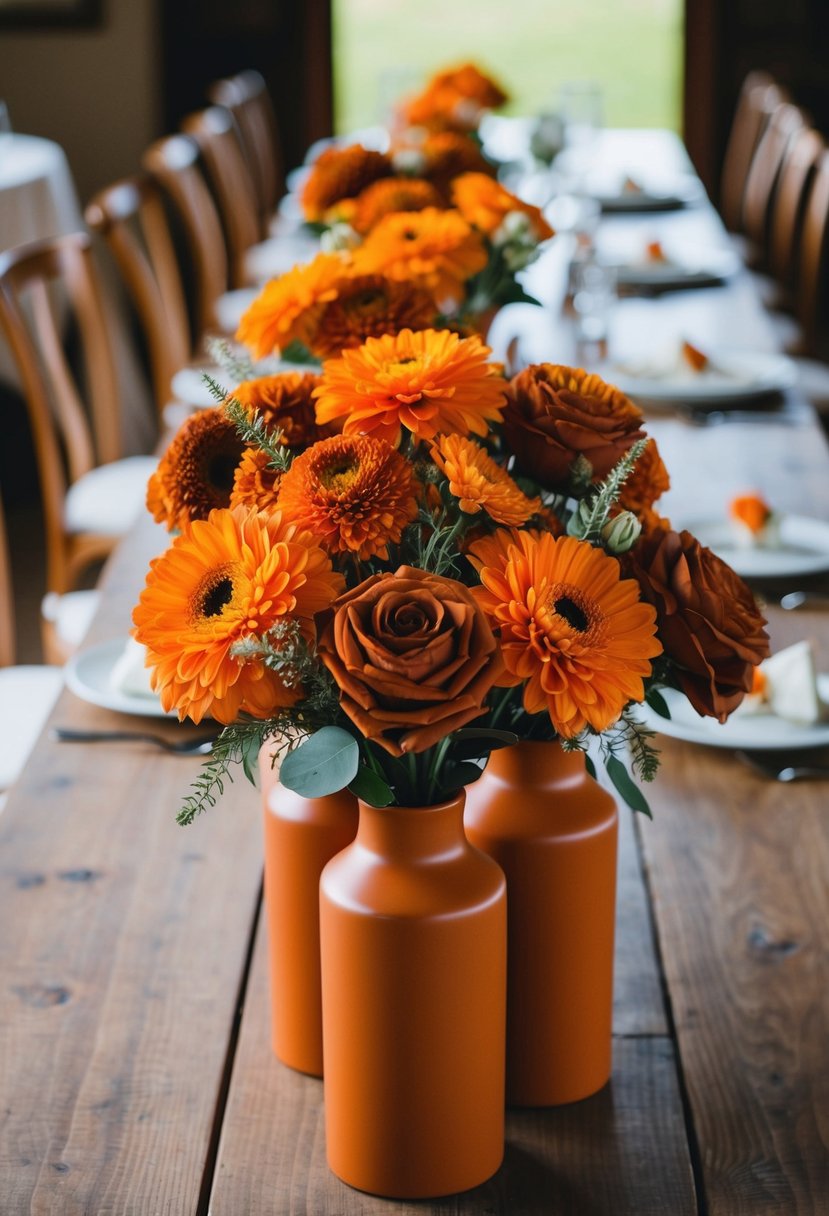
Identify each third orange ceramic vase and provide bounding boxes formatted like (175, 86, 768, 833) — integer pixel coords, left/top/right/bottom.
(464, 740, 618, 1106)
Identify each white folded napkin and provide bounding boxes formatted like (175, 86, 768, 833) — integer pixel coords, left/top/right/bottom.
(109, 637, 157, 700)
(737, 640, 828, 724)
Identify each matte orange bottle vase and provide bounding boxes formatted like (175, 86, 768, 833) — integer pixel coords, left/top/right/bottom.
(464, 741, 618, 1106)
(261, 757, 358, 1077)
(319, 793, 506, 1198)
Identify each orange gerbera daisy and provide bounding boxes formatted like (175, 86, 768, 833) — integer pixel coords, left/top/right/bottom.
(230, 372, 330, 450)
(310, 274, 437, 358)
(277, 434, 419, 560)
(352, 177, 443, 234)
(431, 433, 540, 525)
(229, 447, 283, 513)
(300, 145, 393, 222)
(451, 172, 555, 241)
(133, 506, 344, 724)
(146, 408, 246, 531)
(314, 327, 507, 447)
(352, 207, 487, 309)
(421, 132, 496, 198)
(236, 254, 346, 358)
(468, 530, 661, 737)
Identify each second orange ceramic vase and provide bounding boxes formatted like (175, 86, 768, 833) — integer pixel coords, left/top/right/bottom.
(319, 793, 507, 1198)
(464, 741, 618, 1106)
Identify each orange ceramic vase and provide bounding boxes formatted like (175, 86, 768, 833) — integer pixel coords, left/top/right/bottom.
(319, 793, 507, 1198)
(464, 741, 618, 1106)
(262, 768, 358, 1077)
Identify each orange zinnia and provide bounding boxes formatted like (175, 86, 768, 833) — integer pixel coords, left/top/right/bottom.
(310, 274, 436, 358)
(469, 530, 661, 737)
(146, 408, 245, 531)
(133, 506, 344, 725)
(277, 434, 419, 560)
(451, 172, 554, 241)
(314, 327, 507, 447)
(431, 433, 540, 525)
(230, 447, 283, 513)
(300, 144, 393, 222)
(236, 254, 346, 358)
(352, 207, 487, 309)
(351, 177, 443, 234)
(231, 372, 329, 450)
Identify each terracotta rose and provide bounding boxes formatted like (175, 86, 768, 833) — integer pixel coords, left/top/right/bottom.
(629, 528, 769, 721)
(317, 566, 503, 755)
(503, 364, 646, 491)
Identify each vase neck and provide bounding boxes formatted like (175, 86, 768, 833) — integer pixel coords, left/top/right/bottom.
(355, 795, 468, 862)
(486, 741, 586, 786)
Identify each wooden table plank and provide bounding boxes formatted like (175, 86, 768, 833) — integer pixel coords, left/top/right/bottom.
(210, 921, 696, 1216)
(0, 517, 265, 1215)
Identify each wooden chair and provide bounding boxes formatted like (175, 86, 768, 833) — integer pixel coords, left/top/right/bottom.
(769, 127, 826, 287)
(0, 234, 155, 657)
(795, 148, 829, 358)
(720, 72, 785, 232)
(0, 492, 65, 807)
(85, 174, 193, 418)
(180, 107, 262, 290)
(207, 69, 283, 239)
(142, 134, 228, 340)
(742, 101, 807, 257)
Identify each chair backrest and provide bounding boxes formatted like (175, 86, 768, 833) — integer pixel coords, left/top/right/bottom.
(769, 127, 826, 286)
(142, 134, 228, 340)
(0, 233, 120, 592)
(720, 73, 784, 232)
(181, 106, 261, 290)
(742, 101, 807, 250)
(208, 69, 282, 236)
(796, 149, 829, 356)
(85, 174, 192, 414)
(0, 493, 15, 668)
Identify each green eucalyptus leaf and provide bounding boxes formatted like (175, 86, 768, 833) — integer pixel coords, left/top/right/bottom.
(280, 727, 360, 798)
(348, 766, 394, 807)
(241, 729, 263, 785)
(645, 688, 671, 719)
(606, 755, 652, 818)
(584, 753, 597, 781)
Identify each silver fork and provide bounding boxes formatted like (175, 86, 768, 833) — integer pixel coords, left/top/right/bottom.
(735, 749, 829, 782)
(51, 727, 216, 755)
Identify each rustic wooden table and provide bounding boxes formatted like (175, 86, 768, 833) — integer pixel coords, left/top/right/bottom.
(1, 132, 827, 1214)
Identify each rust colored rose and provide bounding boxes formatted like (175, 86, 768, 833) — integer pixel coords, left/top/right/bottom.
(317, 566, 503, 755)
(629, 528, 769, 721)
(503, 364, 646, 491)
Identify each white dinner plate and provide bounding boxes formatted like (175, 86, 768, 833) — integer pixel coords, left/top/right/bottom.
(64, 637, 173, 719)
(634, 677, 829, 751)
(610, 348, 797, 406)
(681, 513, 829, 579)
(614, 248, 738, 291)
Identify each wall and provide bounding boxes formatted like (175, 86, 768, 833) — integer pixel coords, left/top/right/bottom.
(0, 0, 159, 204)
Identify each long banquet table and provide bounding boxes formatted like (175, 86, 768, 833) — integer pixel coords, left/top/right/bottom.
(1, 131, 828, 1215)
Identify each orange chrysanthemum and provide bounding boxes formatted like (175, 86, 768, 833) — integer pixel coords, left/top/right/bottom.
(431, 433, 540, 525)
(300, 144, 393, 222)
(236, 254, 346, 358)
(229, 447, 283, 513)
(133, 506, 344, 724)
(422, 131, 497, 198)
(352, 207, 487, 308)
(277, 434, 419, 560)
(616, 437, 671, 531)
(351, 177, 443, 234)
(146, 408, 245, 531)
(230, 372, 330, 450)
(314, 327, 507, 447)
(451, 172, 555, 241)
(469, 530, 661, 737)
(309, 274, 437, 358)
